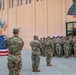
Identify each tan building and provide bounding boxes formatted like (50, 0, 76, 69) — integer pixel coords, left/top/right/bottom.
(0, 0, 76, 49)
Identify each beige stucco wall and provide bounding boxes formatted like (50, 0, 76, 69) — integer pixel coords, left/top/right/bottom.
(0, 0, 75, 49)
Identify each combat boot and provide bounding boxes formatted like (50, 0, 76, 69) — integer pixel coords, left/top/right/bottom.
(47, 63, 52, 66)
(35, 68, 40, 72)
(47, 63, 49, 66)
(48, 64, 52, 66)
(32, 68, 36, 72)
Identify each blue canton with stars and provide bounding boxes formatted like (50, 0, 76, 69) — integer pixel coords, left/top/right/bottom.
(0, 35, 6, 49)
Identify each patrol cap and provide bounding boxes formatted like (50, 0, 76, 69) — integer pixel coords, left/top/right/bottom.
(13, 28, 19, 33)
(52, 36, 55, 38)
(57, 36, 60, 38)
(47, 36, 51, 38)
(43, 37, 45, 39)
(34, 35, 38, 39)
(65, 36, 69, 39)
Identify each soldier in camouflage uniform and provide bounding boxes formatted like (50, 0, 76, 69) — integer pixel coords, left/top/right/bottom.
(4, 28, 24, 75)
(53, 37, 57, 56)
(60, 36, 64, 56)
(64, 37, 70, 58)
(73, 36, 76, 57)
(41, 37, 46, 56)
(55, 37, 62, 58)
(30, 35, 41, 72)
(39, 38, 42, 55)
(69, 36, 73, 56)
(45, 36, 54, 66)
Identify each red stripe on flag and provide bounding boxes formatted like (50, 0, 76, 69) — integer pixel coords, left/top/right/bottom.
(0, 53, 8, 56)
(0, 49, 8, 56)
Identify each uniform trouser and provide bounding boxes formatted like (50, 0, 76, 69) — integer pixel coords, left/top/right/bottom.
(64, 47, 69, 57)
(40, 48, 42, 55)
(46, 53, 52, 64)
(61, 45, 64, 56)
(42, 48, 46, 56)
(69, 46, 72, 55)
(74, 47, 76, 56)
(32, 54, 40, 69)
(53, 48, 56, 56)
(56, 47, 61, 57)
(7, 60, 22, 75)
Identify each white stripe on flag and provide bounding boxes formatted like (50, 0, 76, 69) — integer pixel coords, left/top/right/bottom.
(0, 49, 8, 51)
(0, 49, 8, 56)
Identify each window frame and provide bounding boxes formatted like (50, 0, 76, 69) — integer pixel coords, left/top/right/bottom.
(66, 21, 76, 37)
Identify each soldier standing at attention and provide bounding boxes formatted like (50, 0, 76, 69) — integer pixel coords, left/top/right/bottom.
(45, 36, 54, 66)
(56, 37, 62, 58)
(41, 37, 46, 56)
(73, 36, 76, 57)
(64, 37, 70, 58)
(4, 28, 24, 75)
(30, 35, 41, 72)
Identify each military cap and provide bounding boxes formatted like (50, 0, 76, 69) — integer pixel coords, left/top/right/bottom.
(65, 36, 69, 39)
(47, 36, 51, 38)
(34, 35, 38, 39)
(13, 28, 19, 33)
(52, 36, 55, 38)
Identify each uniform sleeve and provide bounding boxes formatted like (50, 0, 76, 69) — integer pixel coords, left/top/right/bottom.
(19, 38, 24, 49)
(30, 41, 33, 47)
(4, 39, 9, 48)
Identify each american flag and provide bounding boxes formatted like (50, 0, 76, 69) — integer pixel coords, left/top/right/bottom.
(0, 35, 8, 56)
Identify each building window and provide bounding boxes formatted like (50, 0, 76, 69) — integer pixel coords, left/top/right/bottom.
(18, 0, 23, 6)
(0, 0, 4, 10)
(66, 22, 76, 37)
(18, 0, 19, 6)
(29, 0, 31, 3)
(9, 0, 11, 8)
(2, 0, 4, 10)
(12, 0, 14, 8)
(36, 0, 39, 1)
(25, 0, 31, 4)
(0, 1, 1, 10)
(21, 0, 23, 5)
(9, 0, 14, 8)
(26, 0, 28, 4)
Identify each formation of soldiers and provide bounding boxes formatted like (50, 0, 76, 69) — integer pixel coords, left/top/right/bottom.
(39, 36, 76, 58)
(30, 35, 76, 72)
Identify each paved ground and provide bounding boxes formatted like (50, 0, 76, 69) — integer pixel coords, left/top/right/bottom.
(0, 50, 76, 75)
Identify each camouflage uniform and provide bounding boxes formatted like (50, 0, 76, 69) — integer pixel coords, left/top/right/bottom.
(39, 38, 43, 55)
(55, 37, 61, 57)
(73, 40, 76, 57)
(73, 36, 76, 57)
(53, 37, 57, 56)
(64, 38, 70, 58)
(56, 41, 61, 57)
(69, 36, 73, 56)
(4, 29, 24, 75)
(60, 37, 64, 56)
(30, 36, 41, 72)
(41, 40, 46, 56)
(45, 36, 54, 66)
